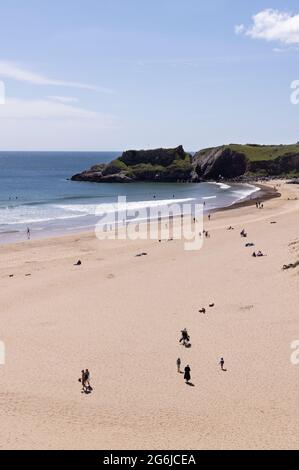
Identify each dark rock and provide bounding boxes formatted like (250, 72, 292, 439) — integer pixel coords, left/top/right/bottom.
(71, 144, 299, 184)
(249, 153, 299, 175)
(193, 146, 248, 179)
(71, 146, 193, 183)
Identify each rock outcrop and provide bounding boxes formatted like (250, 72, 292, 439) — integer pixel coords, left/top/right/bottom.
(72, 146, 193, 183)
(192, 146, 248, 179)
(71, 143, 299, 183)
(249, 153, 299, 176)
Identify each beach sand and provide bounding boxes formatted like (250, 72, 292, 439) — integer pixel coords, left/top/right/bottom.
(0, 180, 298, 450)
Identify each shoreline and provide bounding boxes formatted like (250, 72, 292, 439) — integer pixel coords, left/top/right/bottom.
(214, 182, 280, 213)
(0, 181, 279, 247)
(0, 181, 286, 256)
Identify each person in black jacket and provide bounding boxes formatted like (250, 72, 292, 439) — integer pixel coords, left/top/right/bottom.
(184, 365, 191, 384)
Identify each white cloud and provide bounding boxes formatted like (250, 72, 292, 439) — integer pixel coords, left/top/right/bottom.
(0, 61, 113, 93)
(0, 98, 120, 150)
(0, 97, 118, 150)
(235, 24, 245, 35)
(47, 95, 79, 103)
(235, 9, 299, 45)
(0, 97, 114, 123)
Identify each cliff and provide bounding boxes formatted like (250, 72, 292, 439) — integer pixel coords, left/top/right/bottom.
(193, 144, 299, 179)
(71, 143, 299, 183)
(71, 146, 193, 183)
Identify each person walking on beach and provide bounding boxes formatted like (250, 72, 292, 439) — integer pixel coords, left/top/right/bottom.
(177, 357, 181, 373)
(80, 369, 86, 391)
(84, 369, 91, 388)
(184, 365, 191, 384)
(219, 357, 225, 371)
(208, 214, 211, 221)
(26, 227, 30, 240)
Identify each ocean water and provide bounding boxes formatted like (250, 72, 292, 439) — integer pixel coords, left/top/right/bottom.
(0, 152, 260, 243)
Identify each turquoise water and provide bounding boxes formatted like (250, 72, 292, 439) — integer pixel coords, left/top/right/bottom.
(0, 152, 259, 243)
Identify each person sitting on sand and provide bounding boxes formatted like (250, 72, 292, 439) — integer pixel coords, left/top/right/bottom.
(184, 365, 191, 384)
(177, 357, 181, 373)
(252, 251, 256, 257)
(257, 251, 264, 257)
(179, 328, 190, 346)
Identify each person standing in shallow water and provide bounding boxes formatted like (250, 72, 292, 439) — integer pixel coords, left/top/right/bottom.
(26, 227, 30, 240)
(177, 357, 181, 373)
(184, 364, 191, 384)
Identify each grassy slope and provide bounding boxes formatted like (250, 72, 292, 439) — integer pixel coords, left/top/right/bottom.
(225, 144, 299, 161)
(197, 144, 299, 162)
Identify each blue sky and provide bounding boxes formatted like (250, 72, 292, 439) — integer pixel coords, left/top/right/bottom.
(0, 0, 299, 150)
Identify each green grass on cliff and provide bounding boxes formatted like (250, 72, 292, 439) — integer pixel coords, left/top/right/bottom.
(225, 144, 299, 161)
(197, 143, 299, 162)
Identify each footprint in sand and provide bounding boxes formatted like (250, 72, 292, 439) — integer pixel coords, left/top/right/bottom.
(240, 305, 254, 311)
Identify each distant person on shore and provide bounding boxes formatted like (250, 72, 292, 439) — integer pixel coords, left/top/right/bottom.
(184, 365, 191, 384)
(26, 227, 30, 240)
(219, 357, 225, 371)
(177, 357, 181, 373)
(208, 214, 211, 221)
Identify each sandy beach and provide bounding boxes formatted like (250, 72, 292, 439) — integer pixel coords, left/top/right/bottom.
(0, 180, 298, 450)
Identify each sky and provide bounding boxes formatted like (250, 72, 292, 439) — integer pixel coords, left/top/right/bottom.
(0, 0, 299, 151)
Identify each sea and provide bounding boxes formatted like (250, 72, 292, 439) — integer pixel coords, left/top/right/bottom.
(0, 151, 260, 244)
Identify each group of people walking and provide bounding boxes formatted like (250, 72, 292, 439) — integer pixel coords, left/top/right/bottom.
(176, 357, 192, 384)
(178, 328, 226, 385)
